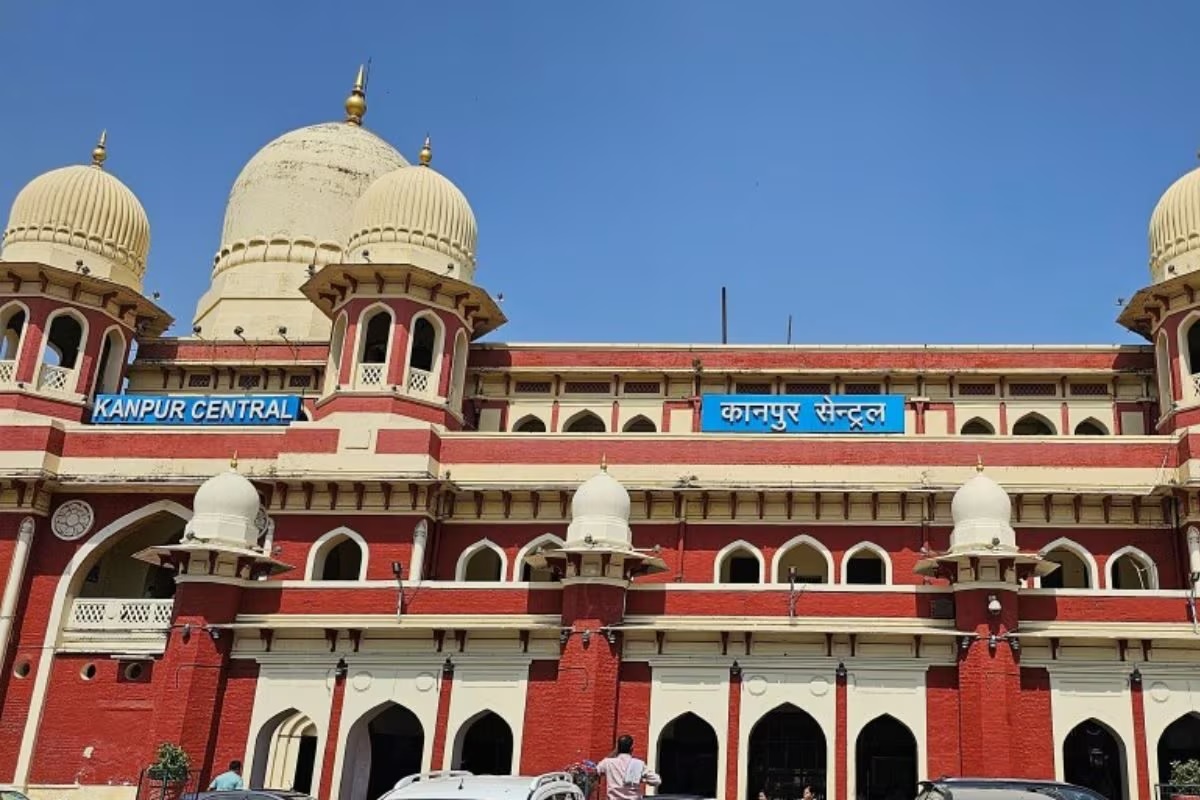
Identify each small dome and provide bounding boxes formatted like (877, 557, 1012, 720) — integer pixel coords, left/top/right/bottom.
(949, 469, 1015, 550)
(1149, 166, 1200, 283)
(1, 135, 150, 291)
(567, 467, 632, 545)
(347, 142, 477, 282)
(186, 467, 261, 549)
(214, 121, 408, 275)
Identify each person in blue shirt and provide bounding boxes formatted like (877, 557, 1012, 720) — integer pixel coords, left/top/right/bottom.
(209, 760, 244, 791)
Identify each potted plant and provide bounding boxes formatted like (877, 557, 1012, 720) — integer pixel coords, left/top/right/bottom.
(1169, 759, 1200, 800)
(146, 742, 191, 800)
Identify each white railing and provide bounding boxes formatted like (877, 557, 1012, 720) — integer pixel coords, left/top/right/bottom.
(67, 598, 174, 631)
(0, 359, 14, 385)
(407, 367, 435, 398)
(357, 362, 386, 388)
(1192, 372, 1200, 398)
(38, 363, 74, 394)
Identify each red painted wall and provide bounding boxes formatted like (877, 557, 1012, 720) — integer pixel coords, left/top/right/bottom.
(925, 666, 960, 779)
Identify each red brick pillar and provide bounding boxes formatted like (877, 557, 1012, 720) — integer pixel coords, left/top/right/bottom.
(954, 587, 1021, 777)
(1130, 673, 1151, 800)
(558, 582, 625, 762)
(430, 660, 456, 769)
(149, 581, 242, 788)
(317, 665, 348, 800)
(726, 666, 742, 800)
(835, 665, 848, 800)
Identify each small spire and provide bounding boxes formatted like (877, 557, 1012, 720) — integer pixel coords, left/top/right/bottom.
(230, 451, 239, 471)
(91, 130, 107, 168)
(976, 455, 984, 473)
(600, 453, 608, 472)
(419, 134, 432, 166)
(345, 64, 367, 125)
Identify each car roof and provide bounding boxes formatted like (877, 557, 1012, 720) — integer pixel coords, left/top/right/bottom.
(382, 771, 582, 800)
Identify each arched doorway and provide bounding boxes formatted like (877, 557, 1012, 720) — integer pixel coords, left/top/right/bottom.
(250, 709, 318, 793)
(341, 703, 425, 800)
(1063, 719, 1126, 800)
(855, 715, 917, 800)
(748, 704, 826, 800)
(454, 711, 514, 774)
(657, 712, 719, 797)
(1158, 713, 1200, 786)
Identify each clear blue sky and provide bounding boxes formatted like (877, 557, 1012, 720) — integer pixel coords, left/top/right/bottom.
(1, 1, 1195, 345)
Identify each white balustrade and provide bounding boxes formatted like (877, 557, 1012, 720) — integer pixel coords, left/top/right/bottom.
(67, 598, 174, 631)
(38, 363, 74, 394)
(356, 362, 386, 388)
(1191, 372, 1200, 398)
(0, 359, 14, 385)
(407, 367, 434, 398)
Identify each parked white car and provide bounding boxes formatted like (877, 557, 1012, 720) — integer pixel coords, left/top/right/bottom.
(379, 771, 584, 800)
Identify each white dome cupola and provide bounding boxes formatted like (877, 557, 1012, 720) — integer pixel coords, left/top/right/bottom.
(347, 136, 478, 281)
(184, 458, 263, 550)
(0, 132, 151, 291)
(566, 460, 633, 546)
(193, 67, 409, 340)
(1149, 161, 1200, 284)
(949, 461, 1016, 551)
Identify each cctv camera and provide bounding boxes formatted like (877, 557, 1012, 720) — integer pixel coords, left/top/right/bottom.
(192, 324, 202, 335)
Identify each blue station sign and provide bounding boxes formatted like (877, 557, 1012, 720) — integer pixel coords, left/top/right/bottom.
(701, 394, 905, 434)
(92, 394, 303, 426)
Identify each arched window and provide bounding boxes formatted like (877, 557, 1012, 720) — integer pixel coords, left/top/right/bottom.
(1157, 713, 1200, 786)
(0, 304, 27, 379)
(93, 328, 126, 395)
(1074, 418, 1108, 436)
(1063, 719, 1128, 800)
(453, 711, 514, 774)
(1157, 333, 1173, 409)
(856, 715, 918, 800)
(249, 709, 319, 793)
(1038, 539, 1096, 589)
(1012, 413, 1055, 436)
(512, 415, 547, 433)
(406, 313, 443, 399)
(773, 535, 832, 584)
(339, 702, 425, 800)
(515, 534, 563, 582)
(715, 540, 764, 584)
(456, 540, 506, 582)
(449, 330, 469, 411)
(622, 415, 657, 433)
(1107, 546, 1158, 590)
(355, 308, 392, 388)
(656, 713, 719, 797)
(39, 311, 86, 394)
(842, 542, 891, 585)
(563, 410, 606, 433)
(960, 418, 995, 435)
(325, 313, 348, 395)
(1186, 319, 1200, 400)
(307, 528, 369, 581)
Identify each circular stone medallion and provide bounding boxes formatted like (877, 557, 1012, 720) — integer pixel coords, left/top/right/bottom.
(52, 500, 94, 542)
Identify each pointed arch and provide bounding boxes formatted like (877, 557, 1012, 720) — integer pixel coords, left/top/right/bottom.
(1063, 717, 1128, 800)
(339, 700, 425, 800)
(0, 299, 31, 369)
(714, 539, 765, 584)
(747, 702, 828, 800)
(854, 714, 917, 800)
(771, 534, 833, 583)
(562, 409, 606, 433)
(306, 527, 370, 581)
(1074, 418, 1109, 436)
(514, 533, 564, 581)
(1176, 309, 1200, 403)
(352, 302, 394, 389)
(249, 707, 320, 792)
(404, 309, 445, 399)
(622, 415, 657, 433)
(1012, 412, 1056, 436)
(16, 499, 192, 784)
(452, 709, 515, 774)
(36, 308, 89, 394)
(1157, 331, 1174, 408)
(455, 539, 508, 582)
(1157, 712, 1200, 785)
(960, 417, 995, 435)
(90, 325, 127, 396)
(840, 541, 892, 585)
(512, 414, 547, 433)
(1036, 537, 1097, 589)
(324, 311, 348, 395)
(449, 329, 469, 411)
(1107, 545, 1159, 590)
(656, 712, 719, 797)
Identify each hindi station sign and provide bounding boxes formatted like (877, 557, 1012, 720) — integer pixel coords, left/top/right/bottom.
(92, 394, 303, 426)
(701, 394, 905, 434)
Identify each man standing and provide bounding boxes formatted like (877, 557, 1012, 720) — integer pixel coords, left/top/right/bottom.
(596, 735, 661, 800)
(209, 760, 245, 790)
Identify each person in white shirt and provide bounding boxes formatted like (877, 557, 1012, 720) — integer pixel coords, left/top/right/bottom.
(596, 735, 661, 800)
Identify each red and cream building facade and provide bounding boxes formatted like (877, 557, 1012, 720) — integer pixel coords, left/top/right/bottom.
(2, 72, 1200, 800)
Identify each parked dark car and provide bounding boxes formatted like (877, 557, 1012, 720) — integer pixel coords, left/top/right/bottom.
(181, 792, 316, 800)
(919, 778, 1110, 800)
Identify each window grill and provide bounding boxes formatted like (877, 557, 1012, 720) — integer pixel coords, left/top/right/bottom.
(514, 381, 552, 394)
(1069, 383, 1109, 396)
(1009, 383, 1056, 397)
(288, 374, 313, 388)
(786, 382, 831, 395)
(237, 373, 262, 390)
(736, 382, 772, 394)
(563, 381, 612, 394)
(844, 383, 881, 395)
(187, 373, 211, 388)
(623, 381, 662, 394)
(957, 383, 996, 396)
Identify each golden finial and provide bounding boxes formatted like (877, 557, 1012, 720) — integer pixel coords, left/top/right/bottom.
(91, 130, 107, 168)
(419, 134, 432, 166)
(230, 451, 239, 471)
(600, 453, 608, 472)
(345, 64, 367, 125)
(976, 455, 984, 473)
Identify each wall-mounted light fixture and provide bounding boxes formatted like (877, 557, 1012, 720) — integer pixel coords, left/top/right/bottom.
(581, 629, 592, 647)
(392, 562, 403, 578)
(603, 628, 617, 645)
(958, 635, 974, 653)
(1130, 666, 1142, 686)
(559, 628, 572, 646)
(442, 657, 455, 677)
(835, 662, 848, 680)
(334, 657, 348, 679)
(730, 660, 742, 679)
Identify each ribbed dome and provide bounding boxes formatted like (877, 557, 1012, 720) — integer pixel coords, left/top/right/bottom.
(1149, 166, 1200, 283)
(214, 122, 408, 274)
(347, 160, 478, 281)
(1, 161, 150, 290)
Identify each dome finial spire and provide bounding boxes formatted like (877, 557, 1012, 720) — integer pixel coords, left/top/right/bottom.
(230, 451, 239, 471)
(976, 455, 984, 473)
(600, 453, 608, 472)
(345, 64, 368, 125)
(91, 130, 107, 168)
(419, 134, 432, 166)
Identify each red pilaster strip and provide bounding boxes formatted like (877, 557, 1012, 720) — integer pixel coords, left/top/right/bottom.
(1060, 402, 1070, 435)
(726, 669, 743, 800)
(1131, 677, 1151, 800)
(317, 668, 348, 800)
(430, 664, 456, 768)
(835, 667, 848, 800)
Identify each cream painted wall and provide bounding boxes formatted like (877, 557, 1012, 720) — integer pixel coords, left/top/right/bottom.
(669, 408, 693, 434)
(1067, 403, 1117, 435)
(1049, 669, 1137, 800)
(617, 402, 664, 432)
(845, 666, 927, 800)
(440, 660, 531, 771)
(1139, 667, 1200, 787)
(648, 665, 730, 797)
(244, 662, 337, 797)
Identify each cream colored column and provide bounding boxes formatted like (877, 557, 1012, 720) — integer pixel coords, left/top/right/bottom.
(0, 516, 36, 670)
(411, 519, 429, 583)
(1187, 526, 1200, 590)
